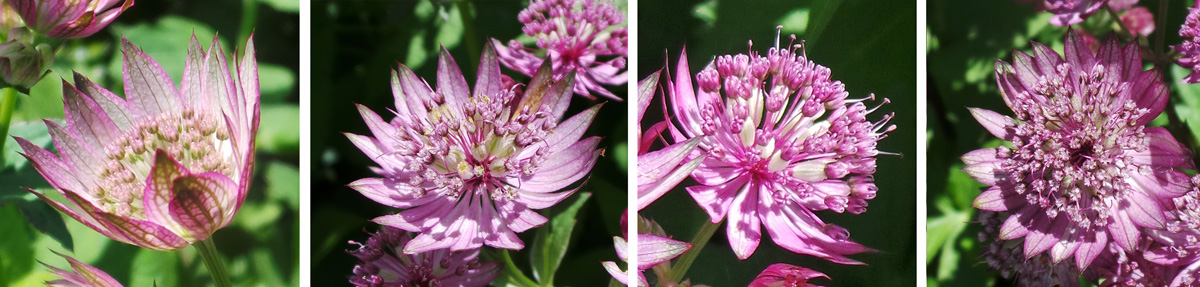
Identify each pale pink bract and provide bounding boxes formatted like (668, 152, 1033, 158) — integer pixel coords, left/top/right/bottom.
(6, 0, 133, 39)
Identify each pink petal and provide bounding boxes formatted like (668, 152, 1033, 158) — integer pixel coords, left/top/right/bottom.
(180, 35, 207, 110)
(121, 37, 181, 118)
(474, 43, 503, 100)
(973, 186, 1021, 212)
(1121, 188, 1167, 229)
(967, 107, 1014, 140)
(168, 171, 238, 242)
(142, 150, 188, 236)
(73, 72, 135, 129)
(62, 80, 120, 150)
(727, 183, 762, 260)
(1074, 231, 1107, 269)
(1107, 206, 1141, 251)
(436, 46, 469, 117)
(686, 176, 749, 223)
(638, 234, 690, 270)
(1022, 214, 1059, 259)
(998, 207, 1034, 240)
(347, 178, 437, 208)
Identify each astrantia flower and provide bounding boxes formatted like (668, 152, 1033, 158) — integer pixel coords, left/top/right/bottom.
(1176, 6, 1200, 83)
(964, 29, 1192, 270)
(1138, 175, 1200, 286)
(978, 211, 1082, 287)
(1045, 0, 1104, 26)
(491, 0, 627, 101)
(42, 251, 124, 287)
(1119, 7, 1154, 37)
(747, 263, 829, 287)
(348, 226, 499, 287)
(347, 43, 602, 253)
(18, 34, 260, 251)
(667, 31, 893, 262)
(602, 216, 691, 287)
(7, 0, 133, 39)
(0, 27, 52, 93)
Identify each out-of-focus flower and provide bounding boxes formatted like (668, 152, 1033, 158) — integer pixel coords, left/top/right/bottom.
(17, 34, 261, 251)
(965, 29, 1191, 270)
(492, 0, 627, 101)
(667, 29, 893, 262)
(1045, 0, 1104, 26)
(0, 27, 52, 93)
(42, 251, 124, 287)
(7, 0, 133, 39)
(1119, 6, 1154, 37)
(348, 226, 499, 287)
(0, 0, 25, 32)
(347, 43, 602, 254)
(1107, 0, 1138, 11)
(746, 263, 829, 287)
(978, 211, 1083, 287)
(1176, 6, 1200, 83)
(637, 70, 701, 210)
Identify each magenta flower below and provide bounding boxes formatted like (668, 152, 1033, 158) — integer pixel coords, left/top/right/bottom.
(42, 251, 124, 287)
(601, 233, 690, 287)
(7, 0, 133, 39)
(1176, 6, 1200, 83)
(1045, 0, 1104, 26)
(667, 31, 893, 262)
(965, 29, 1192, 270)
(347, 43, 602, 253)
(17, 34, 260, 251)
(491, 0, 627, 101)
(978, 211, 1082, 287)
(1119, 6, 1154, 37)
(348, 226, 499, 287)
(746, 263, 829, 287)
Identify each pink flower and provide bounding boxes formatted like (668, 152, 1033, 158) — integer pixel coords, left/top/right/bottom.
(603, 216, 691, 287)
(42, 251, 125, 287)
(348, 226, 499, 287)
(491, 0, 627, 101)
(17, 34, 260, 251)
(978, 211, 1082, 287)
(746, 263, 829, 287)
(666, 30, 893, 262)
(637, 70, 701, 210)
(347, 43, 602, 253)
(1176, 7, 1200, 83)
(965, 29, 1192, 270)
(6, 0, 133, 39)
(1119, 6, 1155, 37)
(1045, 0, 1104, 26)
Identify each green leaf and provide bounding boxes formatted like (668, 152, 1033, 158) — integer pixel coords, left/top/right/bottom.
(259, 64, 296, 104)
(2, 121, 51, 172)
(130, 248, 178, 287)
(531, 192, 591, 286)
(264, 161, 300, 209)
(1172, 65, 1200, 145)
(258, 0, 299, 13)
(776, 8, 810, 35)
(0, 204, 36, 286)
(256, 104, 300, 154)
(4, 197, 73, 252)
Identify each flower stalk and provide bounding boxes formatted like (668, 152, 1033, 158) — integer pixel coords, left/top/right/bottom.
(0, 87, 16, 165)
(664, 220, 720, 285)
(196, 237, 232, 287)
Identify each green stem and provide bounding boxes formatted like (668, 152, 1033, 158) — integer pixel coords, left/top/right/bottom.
(239, 0, 257, 49)
(195, 238, 233, 287)
(457, 1, 480, 75)
(1155, 0, 1168, 63)
(0, 88, 19, 166)
(664, 220, 721, 285)
(500, 249, 539, 287)
(1105, 7, 1132, 38)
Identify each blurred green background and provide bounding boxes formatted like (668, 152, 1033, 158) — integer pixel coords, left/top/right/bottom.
(310, 0, 628, 286)
(0, 0, 299, 286)
(926, 1, 1200, 286)
(639, 0, 917, 286)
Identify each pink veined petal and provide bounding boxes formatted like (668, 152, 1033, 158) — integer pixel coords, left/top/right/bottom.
(347, 178, 438, 208)
(1107, 206, 1141, 251)
(440, 262, 502, 287)
(513, 137, 601, 193)
(1129, 127, 1194, 169)
(690, 156, 742, 186)
(1022, 213, 1060, 259)
(436, 46, 469, 117)
(999, 206, 1036, 240)
(404, 199, 471, 253)
(373, 197, 455, 232)
(1064, 29, 1097, 69)
(973, 186, 1022, 212)
(667, 49, 703, 138)
(354, 104, 401, 149)
(29, 188, 130, 246)
(638, 234, 690, 270)
(61, 80, 120, 150)
(497, 198, 548, 233)
(142, 150, 189, 238)
(962, 148, 1004, 186)
(121, 37, 181, 118)
(686, 176, 749, 223)
(748, 263, 829, 287)
(474, 43, 503, 100)
(1128, 167, 1192, 199)
(762, 198, 868, 265)
(1011, 51, 1043, 92)
(393, 65, 432, 120)
(637, 137, 700, 187)
(168, 171, 238, 242)
(727, 182, 762, 260)
(1048, 231, 1081, 263)
(51, 251, 124, 287)
(1120, 187, 1167, 229)
(448, 194, 484, 251)
(67, 190, 188, 250)
(45, 120, 101, 192)
(490, 38, 542, 76)
(522, 104, 602, 160)
(343, 133, 403, 175)
(16, 136, 87, 195)
(515, 178, 583, 210)
(637, 71, 660, 122)
(180, 34, 207, 109)
(638, 156, 702, 210)
(73, 72, 135, 129)
(479, 197, 523, 250)
(1073, 230, 1107, 269)
(967, 107, 1014, 140)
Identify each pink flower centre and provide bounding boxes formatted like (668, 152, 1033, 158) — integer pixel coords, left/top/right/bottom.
(96, 108, 234, 217)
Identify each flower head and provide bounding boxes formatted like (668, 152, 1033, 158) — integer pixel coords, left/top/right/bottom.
(7, 0, 133, 39)
(602, 216, 691, 287)
(348, 226, 499, 287)
(747, 263, 829, 287)
(491, 0, 627, 101)
(18, 34, 260, 251)
(42, 251, 124, 287)
(1176, 7, 1200, 83)
(667, 29, 892, 262)
(978, 211, 1083, 287)
(347, 43, 602, 253)
(1045, 0, 1104, 26)
(0, 27, 52, 93)
(1119, 7, 1155, 37)
(965, 29, 1192, 270)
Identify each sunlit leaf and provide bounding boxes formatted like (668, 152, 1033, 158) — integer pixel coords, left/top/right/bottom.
(531, 192, 591, 285)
